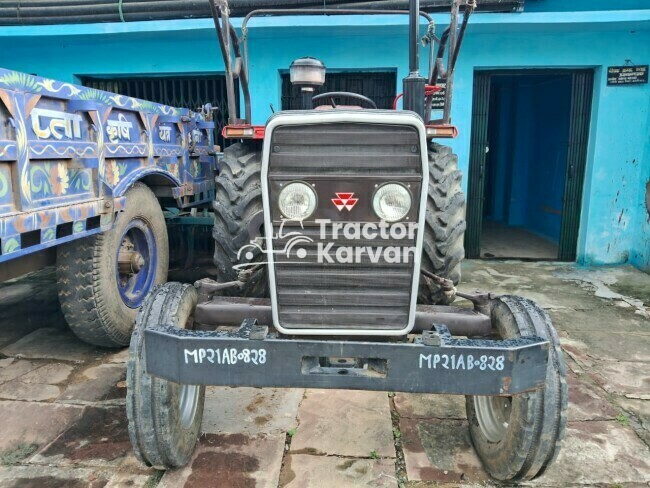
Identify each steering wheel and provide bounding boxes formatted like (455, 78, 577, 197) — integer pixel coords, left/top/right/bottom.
(312, 91, 378, 109)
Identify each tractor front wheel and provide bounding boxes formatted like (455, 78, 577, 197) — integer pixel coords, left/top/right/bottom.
(466, 295, 567, 481)
(126, 282, 205, 469)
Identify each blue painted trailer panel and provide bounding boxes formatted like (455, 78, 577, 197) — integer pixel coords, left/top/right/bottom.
(0, 68, 216, 262)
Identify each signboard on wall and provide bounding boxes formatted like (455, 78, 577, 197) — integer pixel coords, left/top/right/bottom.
(430, 82, 447, 110)
(431, 81, 447, 110)
(607, 65, 648, 86)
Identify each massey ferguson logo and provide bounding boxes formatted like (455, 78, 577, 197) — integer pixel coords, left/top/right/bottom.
(332, 192, 358, 211)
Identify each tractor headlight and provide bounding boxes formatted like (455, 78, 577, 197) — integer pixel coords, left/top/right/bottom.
(372, 183, 412, 222)
(278, 181, 317, 220)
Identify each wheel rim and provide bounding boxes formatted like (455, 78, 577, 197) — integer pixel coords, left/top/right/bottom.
(474, 395, 512, 443)
(178, 384, 200, 429)
(116, 219, 157, 308)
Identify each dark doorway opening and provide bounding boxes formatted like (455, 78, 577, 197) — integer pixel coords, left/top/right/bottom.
(465, 70, 594, 261)
(281, 71, 397, 110)
(80, 75, 235, 148)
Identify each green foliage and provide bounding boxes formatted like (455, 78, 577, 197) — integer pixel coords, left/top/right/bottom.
(0, 443, 38, 465)
(369, 449, 378, 459)
(143, 470, 164, 488)
(287, 428, 298, 437)
(615, 413, 629, 426)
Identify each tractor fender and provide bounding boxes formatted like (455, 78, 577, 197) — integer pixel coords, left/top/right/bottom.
(112, 166, 182, 198)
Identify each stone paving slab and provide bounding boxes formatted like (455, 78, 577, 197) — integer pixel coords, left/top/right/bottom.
(393, 393, 466, 420)
(0, 465, 114, 488)
(1, 328, 107, 363)
(0, 358, 41, 383)
(587, 361, 650, 399)
(159, 433, 285, 488)
(0, 400, 83, 452)
(291, 389, 395, 458)
(530, 421, 650, 485)
(0, 362, 76, 401)
(105, 471, 155, 488)
(31, 406, 133, 468)
(281, 454, 398, 487)
(567, 371, 619, 421)
(399, 418, 488, 483)
(614, 397, 650, 445)
(0, 378, 62, 401)
(560, 330, 650, 363)
(59, 363, 126, 404)
(202, 387, 303, 436)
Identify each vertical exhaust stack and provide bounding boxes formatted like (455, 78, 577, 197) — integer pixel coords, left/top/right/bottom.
(402, 0, 426, 119)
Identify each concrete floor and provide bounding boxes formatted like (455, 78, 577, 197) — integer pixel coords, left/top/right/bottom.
(0, 261, 648, 487)
(481, 220, 558, 259)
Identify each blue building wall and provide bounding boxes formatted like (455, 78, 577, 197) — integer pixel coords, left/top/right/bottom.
(0, 3, 648, 269)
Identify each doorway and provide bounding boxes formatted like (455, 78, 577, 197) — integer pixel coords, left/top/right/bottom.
(465, 69, 594, 261)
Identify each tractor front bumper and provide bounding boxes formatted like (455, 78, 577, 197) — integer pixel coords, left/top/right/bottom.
(144, 320, 549, 396)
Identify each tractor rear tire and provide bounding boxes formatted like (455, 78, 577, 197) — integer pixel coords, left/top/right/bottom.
(212, 142, 268, 297)
(418, 142, 466, 305)
(126, 282, 205, 469)
(465, 295, 568, 481)
(57, 183, 168, 347)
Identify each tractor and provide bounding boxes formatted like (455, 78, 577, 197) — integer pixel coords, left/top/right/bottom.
(126, 0, 567, 481)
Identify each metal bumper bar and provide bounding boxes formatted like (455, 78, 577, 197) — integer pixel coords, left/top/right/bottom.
(144, 320, 549, 396)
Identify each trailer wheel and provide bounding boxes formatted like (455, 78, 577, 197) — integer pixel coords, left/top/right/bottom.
(126, 282, 205, 469)
(212, 142, 268, 297)
(466, 295, 568, 481)
(57, 183, 168, 347)
(419, 142, 466, 305)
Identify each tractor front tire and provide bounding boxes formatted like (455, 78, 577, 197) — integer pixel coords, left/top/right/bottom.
(212, 142, 268, 297)
(466, 295, 568, 481)
(126, 282, 205, 469)
(57, 183, 168, 347)
(419, 142, 466, 305)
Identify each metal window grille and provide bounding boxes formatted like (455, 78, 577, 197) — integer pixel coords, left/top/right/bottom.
(81, 75, 236, 148)
(281, 71, 397, 110)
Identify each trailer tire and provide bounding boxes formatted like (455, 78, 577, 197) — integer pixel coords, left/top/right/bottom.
(57, 183, 168, 347)
(212, 142, 268, 297)
(466, 295, 568, 481)
(419, 142, 466, 305)
(126, 282, 205, 469)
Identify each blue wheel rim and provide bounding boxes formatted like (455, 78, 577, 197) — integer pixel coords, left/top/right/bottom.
(116, 219, 157, 308)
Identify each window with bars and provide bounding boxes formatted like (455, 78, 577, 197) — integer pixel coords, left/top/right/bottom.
(81, 75, 236, 148)
(281, 71, 397, 110)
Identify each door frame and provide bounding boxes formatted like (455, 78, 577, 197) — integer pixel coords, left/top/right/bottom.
(464, 68, 594, 261)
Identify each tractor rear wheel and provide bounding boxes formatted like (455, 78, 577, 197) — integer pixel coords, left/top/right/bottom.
(212, 142, 268, 297)
(126, 282, 205, 469)
(418, 142, 466, 305)
(466, 295, 567, 481)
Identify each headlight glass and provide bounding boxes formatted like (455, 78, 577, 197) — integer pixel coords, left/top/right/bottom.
(278, 181, 317, 220)
(372, 183, 411, 222)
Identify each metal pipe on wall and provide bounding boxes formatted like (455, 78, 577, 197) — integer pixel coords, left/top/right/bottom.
(0, 0, 522, 25)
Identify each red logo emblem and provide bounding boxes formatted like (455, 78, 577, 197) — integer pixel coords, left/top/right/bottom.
(332, 192, 358, 211)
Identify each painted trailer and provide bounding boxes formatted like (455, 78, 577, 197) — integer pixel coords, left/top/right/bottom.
(0, 68, 217, 347)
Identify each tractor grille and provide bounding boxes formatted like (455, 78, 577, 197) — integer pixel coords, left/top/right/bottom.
(267, 121, 423, 332)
